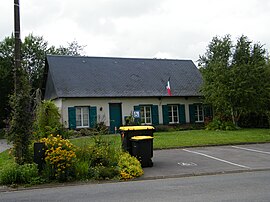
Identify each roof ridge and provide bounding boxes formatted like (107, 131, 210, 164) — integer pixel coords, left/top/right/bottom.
(46, 55, 193, 62)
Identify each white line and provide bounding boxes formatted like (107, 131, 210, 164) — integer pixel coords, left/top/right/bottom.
(231, 146, 270, 155)
(183, 149, 251, 169)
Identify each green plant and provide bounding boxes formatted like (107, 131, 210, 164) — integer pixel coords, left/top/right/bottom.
(0, 163, 40, 185)
(74, 161, 89, 180)
(118, 152, 143, 180)
(41, 135, 77, 181)
(206, 119, 237, 131)
(33, 100, 62, 139)
(75, 135, 120, 180)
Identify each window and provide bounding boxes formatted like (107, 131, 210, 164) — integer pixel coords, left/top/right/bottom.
(168, 105, 179, 124)
(195, 104, 204, 122)
(76, 107, 89, 128)
(140, 106, 152, 124)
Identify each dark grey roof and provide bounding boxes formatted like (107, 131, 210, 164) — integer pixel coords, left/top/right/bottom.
(44, 55, 202, 99)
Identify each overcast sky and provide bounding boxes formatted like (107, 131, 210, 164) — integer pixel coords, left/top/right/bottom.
(1, 0, 270, 63)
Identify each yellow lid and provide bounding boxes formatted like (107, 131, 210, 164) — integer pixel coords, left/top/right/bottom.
(131, 136, 154, 140)
(119, 126, 155, 131)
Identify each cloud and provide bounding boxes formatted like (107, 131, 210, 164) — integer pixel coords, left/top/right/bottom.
(1, 0, 269, 63)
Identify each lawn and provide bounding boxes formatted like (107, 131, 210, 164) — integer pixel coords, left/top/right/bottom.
(70, 128, 270, 149)
(153, 129, 270, 149)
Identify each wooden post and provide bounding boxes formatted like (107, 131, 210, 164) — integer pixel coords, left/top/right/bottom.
(14, 0, 21, 95)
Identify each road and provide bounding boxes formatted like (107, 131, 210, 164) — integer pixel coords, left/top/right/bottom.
(1, 170, 270, 202)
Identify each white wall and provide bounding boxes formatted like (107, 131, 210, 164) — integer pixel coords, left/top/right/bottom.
(54, 97, 203, 128)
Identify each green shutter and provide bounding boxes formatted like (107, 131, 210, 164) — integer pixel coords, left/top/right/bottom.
(133, 105, 140, 125)
(189, 104, 195, 123)
(162, 105, 169, 125)
(204, 105, 213, 118)
(151, 105, 159, 125)
(179, 104, 186, 124)
(68, 107, 76, 129)
(89, 106, 97, 128)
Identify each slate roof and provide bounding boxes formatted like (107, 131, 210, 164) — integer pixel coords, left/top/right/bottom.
(43, 55, 202, 99)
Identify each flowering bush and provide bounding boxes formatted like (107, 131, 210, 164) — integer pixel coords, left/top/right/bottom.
(118, 152, 144, 180)
(41, 134, 77, 181)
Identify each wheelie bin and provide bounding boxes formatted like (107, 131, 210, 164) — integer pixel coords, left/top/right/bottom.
(119, 126, 155, 154)
(131, 136, 154, 167)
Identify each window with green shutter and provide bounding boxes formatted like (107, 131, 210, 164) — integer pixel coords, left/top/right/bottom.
(168, 105, 179, 124)
(140, 105, 152, 124)
(76, 107, 89, 128)
(189, 104, 204, 123)
(68, 106, 97, 129)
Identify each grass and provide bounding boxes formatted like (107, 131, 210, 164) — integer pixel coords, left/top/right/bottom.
(154, 129, 270, 149)
(0, 150, 14, 169)
(71, 128, 270, 149)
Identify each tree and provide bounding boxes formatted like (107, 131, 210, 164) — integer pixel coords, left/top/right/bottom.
(199, 35, 270, 126)
(0, 37, 14, 128)
(0, 34, 84, 129)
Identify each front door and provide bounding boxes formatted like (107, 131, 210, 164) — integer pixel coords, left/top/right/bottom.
(109, 103, 122, 133)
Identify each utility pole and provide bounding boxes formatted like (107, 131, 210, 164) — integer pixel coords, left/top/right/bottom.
(14, 0, 21, 95)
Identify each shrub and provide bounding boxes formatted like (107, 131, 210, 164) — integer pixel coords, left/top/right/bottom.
(0, 163, 40, 185)
(206, 119, 237, 131)
(75, 135, 120, 180)
(41, 135, 77, 181)
(118, 152, 144, 180)
(33, 100, 62, 139)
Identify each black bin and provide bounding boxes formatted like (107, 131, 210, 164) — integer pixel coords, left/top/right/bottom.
(131, 136, 154, 167)
(119, 126, 155, 154)
(33, 142, 46, 172)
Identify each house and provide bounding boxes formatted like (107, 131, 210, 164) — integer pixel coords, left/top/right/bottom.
(43, 55, 211, 132)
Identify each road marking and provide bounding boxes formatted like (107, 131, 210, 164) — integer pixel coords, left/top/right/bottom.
(183, 149, 251, 169)
(178, 162, 197, 166)
(231, 146, 270, 155)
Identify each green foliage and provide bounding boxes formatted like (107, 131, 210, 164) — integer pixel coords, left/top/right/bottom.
(7, 64, 32, 164)
(205, 119, 237, 131)
(199, 35, 270, 126)
(118, 152, 144, 180)
(0, 34, 85, 130)
(33, 100, 61, 139)
(0, 163, 40, 185)
(0, 37, 14, 129)
(74, 161, 89, 180)
(75, 135, 120, 180)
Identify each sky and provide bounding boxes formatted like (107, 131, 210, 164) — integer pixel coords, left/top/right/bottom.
(1, 0, 270, 63)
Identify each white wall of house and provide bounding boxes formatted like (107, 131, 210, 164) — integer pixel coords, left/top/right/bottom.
(53, 97, 202, 128)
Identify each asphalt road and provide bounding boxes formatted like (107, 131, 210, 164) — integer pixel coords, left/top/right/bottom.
(1, 170, 270, 202)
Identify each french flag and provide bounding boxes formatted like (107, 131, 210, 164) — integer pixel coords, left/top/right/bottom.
(166, 77, 172, 96)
